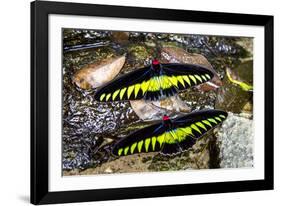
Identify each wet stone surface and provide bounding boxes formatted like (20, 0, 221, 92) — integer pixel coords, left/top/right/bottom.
(62, 29, 254, 173)
(215, 60, 253, 113)
(216, 113, 254, 168)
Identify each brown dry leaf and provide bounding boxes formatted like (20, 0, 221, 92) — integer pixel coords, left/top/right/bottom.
(73, 55, 126, 90)
(130, 95, 190, 121)
(160, 46, 222, 91)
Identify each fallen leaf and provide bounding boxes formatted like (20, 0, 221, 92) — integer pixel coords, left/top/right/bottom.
(73, 55, 126, 90)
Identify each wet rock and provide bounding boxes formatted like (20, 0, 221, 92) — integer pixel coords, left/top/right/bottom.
(111, 32, 130, 44)
(63, 153, 155, 175)
(242, 101, 253, 114)
(216, 113, 253, 168)
(160, 46, 222, 90)
(215, 81, 252, 113)
(179, 88, 217, 111)
(130, 95, 191, 121)
(236, 38, 253, 57)
(226, 67, 253, 92)
(225, 60, 253, 92)
(127, 44, 151, 62)
(63, 29, 111, 48)
(62, 99, 139, 170)
(208, 36, 250, 57)
(215, 60, 253, 113)
(234, 60, 253, 84)
(73, 55, 126, 89)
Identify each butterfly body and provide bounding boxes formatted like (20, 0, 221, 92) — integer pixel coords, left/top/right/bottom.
(94, 60, 214, 102)
(112, 109, 227, 156)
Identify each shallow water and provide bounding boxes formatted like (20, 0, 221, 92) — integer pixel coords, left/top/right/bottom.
(62, 29, 253, 172)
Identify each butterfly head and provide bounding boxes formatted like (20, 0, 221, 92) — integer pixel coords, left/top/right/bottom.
(151, 59, 160, 70)
(162, 115, 172, 128)
(163, 115, 170, 121)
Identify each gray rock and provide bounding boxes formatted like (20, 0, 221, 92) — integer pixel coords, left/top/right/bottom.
(216, 112, 253, 168)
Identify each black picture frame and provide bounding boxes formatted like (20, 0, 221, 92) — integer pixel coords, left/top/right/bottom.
(31, 0, 274, 204)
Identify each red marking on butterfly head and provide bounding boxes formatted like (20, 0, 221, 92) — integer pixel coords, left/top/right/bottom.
(163, 115, 170, 121)
(152, 59, 160, 65)
(152, 59, 161, 70)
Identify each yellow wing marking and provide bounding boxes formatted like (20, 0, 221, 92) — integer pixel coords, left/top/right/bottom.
(201, 75, 207, 82)
(177, 76, 185, 87)
(205, 74, 211, 80)
(112, 89, 120, 100)
(141, 81, 150, 94)
(145, 138, 151, 152)
(169, 76, 178, 87)
(195, 75, 203, 83)
(134, 83, 141, 98)
(215, 117, 222, 122)
(154, 78, 159, 91)
(164, 132, 174, 144)
(196, 122, 207, 131)
(149, 78, 158, 92)
(100, 93, 106, 101)
(182, 126, 195, 138)
(208, 118, 217, 125)
(124, 146, 129, 155)
(151, 137, 157, 151)
(189, 75, 197, 84)
(174, 128, 186, 142)
(202, 120, 212, 128)
(162, 76, 173, 89)
(155, 77, 162, 91)
(191, 124, 202, 134)
(219, 114, 226, 119)
(127, 85, 134, 99)
(119, 87, 127, 100)
(118, 148, 123, 156)
(130, 142, 137, 154)
(138, 140, 143, 153)
(106, 93, 111, 101)
(157, 133, 165, 148)
(170, 130, 178, 142)
(182, 75, 191, 86)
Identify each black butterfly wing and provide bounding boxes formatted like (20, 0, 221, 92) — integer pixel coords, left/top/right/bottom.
(95, 63, 215, 102)
(161, 63, 214, 90)
(141, 63, 215, 101)
(94, 66, 152, 102)
(160, 109, 228, 155)
(112, 109, 227, 157)
(112, 122, 166, 156)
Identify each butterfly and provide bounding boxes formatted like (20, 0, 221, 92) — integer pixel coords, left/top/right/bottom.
(94, 59, 214, 102)
(112, 109, 227, 156)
